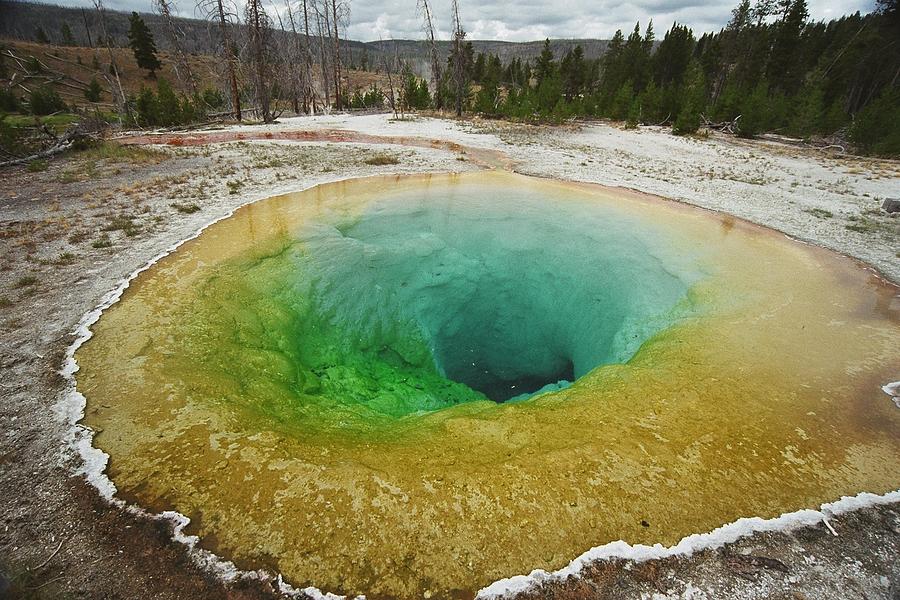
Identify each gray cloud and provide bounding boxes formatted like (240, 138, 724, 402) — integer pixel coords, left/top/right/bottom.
(50, 0, 878, 41)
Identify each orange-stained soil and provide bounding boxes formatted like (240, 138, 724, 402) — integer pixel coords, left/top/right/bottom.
(117, 128, 516, 170)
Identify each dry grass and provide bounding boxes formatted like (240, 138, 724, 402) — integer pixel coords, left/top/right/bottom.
(4, 40, 221, 103)
(171, 202, 200, 214)
(364, 153, 400, 166)
(77, 142, 168, 164)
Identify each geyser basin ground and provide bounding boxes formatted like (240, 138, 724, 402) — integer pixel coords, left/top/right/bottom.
(75, 172, 900, 599)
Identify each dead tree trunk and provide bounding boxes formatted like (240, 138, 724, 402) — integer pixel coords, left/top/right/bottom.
(208, 0, 242, 120)
(395, 44, 404, 118)
(92, 0, 128, 123)
(418, 0, 442, 109)
(81, 8, 94, 47)
(451, 0, 464, 117)
(284, 0, 304, 114)
(330, 0, 342, 109)
(302, 0, 315, 112)
(246, 0, 272, 122)
(155, 0, 198, 97)
(315, 3, 331, 108)
(383, 42, 397, 117)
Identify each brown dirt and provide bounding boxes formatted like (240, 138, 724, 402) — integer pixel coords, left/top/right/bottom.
(116, 127, 515, 169)
(2, 39, 221, 105)
(0, 145, 286, 600)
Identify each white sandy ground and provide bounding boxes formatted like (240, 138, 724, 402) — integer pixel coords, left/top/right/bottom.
(195, 113, 899, 282)
(1, 113, 899, 600)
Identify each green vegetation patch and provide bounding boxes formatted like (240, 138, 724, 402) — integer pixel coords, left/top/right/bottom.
(364, 154, 400, 166)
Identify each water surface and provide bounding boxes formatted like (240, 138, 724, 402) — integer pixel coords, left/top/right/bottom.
(76, 172, 900, 599)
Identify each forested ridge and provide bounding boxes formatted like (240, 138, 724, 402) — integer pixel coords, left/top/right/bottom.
(0, 1, 611, 67)
(1, 0, 899, 157)
(457, 0, 900, 154)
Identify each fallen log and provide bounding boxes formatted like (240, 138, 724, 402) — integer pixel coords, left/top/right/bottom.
(0, 129, 94, 168)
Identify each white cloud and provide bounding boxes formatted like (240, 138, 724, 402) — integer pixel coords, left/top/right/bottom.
(47, 0, 879, 41)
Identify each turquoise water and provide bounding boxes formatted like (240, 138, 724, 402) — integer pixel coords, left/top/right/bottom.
(198, 182, 708, 419)
(78, 173, 900, 600)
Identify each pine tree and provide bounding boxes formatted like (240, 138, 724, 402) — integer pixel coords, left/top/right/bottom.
(611, 80, 634, 120)
(535, 39, 555, 86)
(626, 97, 641, 128)
(655, 23, 695, 88)
(61, 23, 75, 46)
(790, 69, 824, 137)
(672, 60, 705, 134)
(737, 79, 769, 138)
(560, 45, 585, 100)
(473, 53, 486, 82)
(850, 87, 900, 155)
(622, 22, 652, 91)
(136, 86, 159, 126)
(85, 77, 102, 102)
(599, 29, 625, 102)
(34, 27, 49, 44)
(128, 12, 162, 77)
(638, 80, 662, 123)
(766, 0, 809, 94)
(535, 73, 562, 114)
(156, 78, 182, 125)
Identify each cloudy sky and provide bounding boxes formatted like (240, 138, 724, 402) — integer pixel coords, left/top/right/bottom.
(51, 0, 878, 41)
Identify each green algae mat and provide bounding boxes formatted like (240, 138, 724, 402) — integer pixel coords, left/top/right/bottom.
(75, 171, 900, 599)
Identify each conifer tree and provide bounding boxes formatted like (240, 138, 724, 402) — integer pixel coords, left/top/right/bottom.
(638, 80, 662, 123)
(654, 23, 695, 88)
(128, 12, 162, 77)
(61, 23, 75, 46)
(473, 52, 486, 82)
(488, 0, 898, 155)
(737, 79, 769, 138)
(34, 27, 49, 44)
(622, 22, 651, 91)
(156, 78, 181, 125)
(599, 29, 625, 101)
(672, 60, 705, 134)
(560, 45, 585, 100)
(85, 77, 102, 102)
(535, 39, 555, 86)
(766, 0, 809, 94)
(611, 79, 634, 119)
(790, 69, 824, 137)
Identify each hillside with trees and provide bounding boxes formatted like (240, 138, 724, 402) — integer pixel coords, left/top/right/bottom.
(463, 0, 899, 155)
(1, 0, 898, 157)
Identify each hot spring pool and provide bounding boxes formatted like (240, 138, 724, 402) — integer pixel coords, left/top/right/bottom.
(75, 171, 900, 599)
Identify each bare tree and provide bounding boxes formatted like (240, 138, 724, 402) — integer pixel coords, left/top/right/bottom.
(450, 0, 465, 116)
(197, 0, 242, 120)
(301, 0, 316, 112)
(283, 0, 318, 113)
(382, 39, 397, 117)
(330, 0, 342, 108)
(245, 0, 273, 122)
(394, 44, 405, 118)
(81, 8, 94, 47)
(282, 0, 311, 113)
(92, 0, 128, 122)
(313, 0, 331, 107)
(271, 4, 297, 113)
(417, 0, 442, 109)
(154, 0, 198, 97)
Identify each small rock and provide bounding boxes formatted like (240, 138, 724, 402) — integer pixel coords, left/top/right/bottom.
(882, 198, 900, 213)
